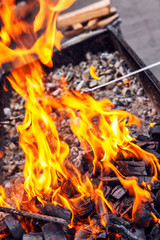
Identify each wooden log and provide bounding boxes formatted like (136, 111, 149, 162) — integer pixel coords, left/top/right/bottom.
(42, 222, 67, 240)
(64, 23, 84, 38)
(0, 206, 68, 227)
(4, 215, 25, 240)
(57, 0, 111, 29)
(86, 18, 98, 30)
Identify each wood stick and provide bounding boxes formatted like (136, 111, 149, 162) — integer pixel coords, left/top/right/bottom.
(57, 0, 110, 29)
(0, 206, 68, 227)
(97, 13, 119, 28)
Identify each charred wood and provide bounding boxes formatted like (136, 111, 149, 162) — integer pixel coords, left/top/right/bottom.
(0, 206, 68, 227)
(150, 224, 160, 240)
(132, 202, 153, 228)
(22, 232, 43, 240)
(4, 214, 25, 240)
(154, 189, 160, 212)
(42, 222, 67, 240)
(109, 224, 140, 240)
(109, 215, 133, 229)
(72, 197, 93, 221)
(101, 177, 120, 187)
(0, 219, 8, 233)
(111, 185, 126, 200)
(149, 123, 160, 142)
(43, 204, 72, 223)
(117, 160, 147, 176)
(134, 228, 147, 240)
(74, 225, 93, 240)
(95, 232, 107, 239)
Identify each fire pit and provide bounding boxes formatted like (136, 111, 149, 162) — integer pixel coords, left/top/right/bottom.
(0, 1, 160, 240)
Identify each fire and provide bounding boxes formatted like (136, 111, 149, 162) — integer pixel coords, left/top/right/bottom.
(0, 0, 160, 236)
(90, 65, 100, 80)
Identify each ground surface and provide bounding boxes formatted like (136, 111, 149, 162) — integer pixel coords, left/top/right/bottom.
(67, 0, 160, 80)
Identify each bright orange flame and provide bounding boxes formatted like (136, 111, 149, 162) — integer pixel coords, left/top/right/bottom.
(150, 122, 156, 127)
(123, 78, 131, 85)
(0, 0, 159, 234)
(0, 151, 4, 158)
(90, 65, 100, 80)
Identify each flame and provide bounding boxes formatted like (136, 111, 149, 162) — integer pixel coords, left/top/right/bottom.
(0, 151, 4, 158)
(123, 78, 131, 85)
(0, 0, 160, 235)
(150, 122, 156, 128)
(90, 65, 100, 80)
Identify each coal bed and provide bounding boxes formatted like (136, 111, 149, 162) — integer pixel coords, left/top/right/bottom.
(0, 25, 160, 239)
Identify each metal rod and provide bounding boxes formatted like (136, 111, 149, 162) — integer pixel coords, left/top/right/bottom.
(84, 61, 160, 92)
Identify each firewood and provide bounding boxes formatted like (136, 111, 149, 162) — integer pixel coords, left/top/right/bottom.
(57, 0, 111, 29)
(97, 13, 119, 28)
(4, 215, 25, 240)
(64, 23, 84, 38)
(42, 222, 67, 240)
(63, 8, 118, 37)
(87, 18, 98, 30)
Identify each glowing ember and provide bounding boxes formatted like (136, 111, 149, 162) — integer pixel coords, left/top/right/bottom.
(89, 65, 100, 80)
(0, 0, 160, 237)
(150, 122, 156, 128)
(123, 78, 131, 85)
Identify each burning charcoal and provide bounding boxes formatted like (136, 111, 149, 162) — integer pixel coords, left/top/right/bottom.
(111, 185, 126, 200)
(109, 215, 133, 229)
(74, 225, 93, 240)
(43, 204, 72, 223)
(154, 189, 160, 212)
(72, 197, 93, 220)
(0, 219, 8, 233)
(117, 160, 147, 176)
(95, 232, 107, 239)
(66, 228, 76, 240)
(137, 134, 150, 142)
(4, 214, 25, 240)
(101, 177, 120, 187)
(109, 224, 140, 240)
(42, 222, 67, 240)
(96, 195, 109, 230)
(22, 232, 43, 240)
(60, 180, 74, 198)
(150, 224, 160, 240)
(133, 203, 153, 228)
(134, 228, 146, 240)
(149, 123, 160, 141)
